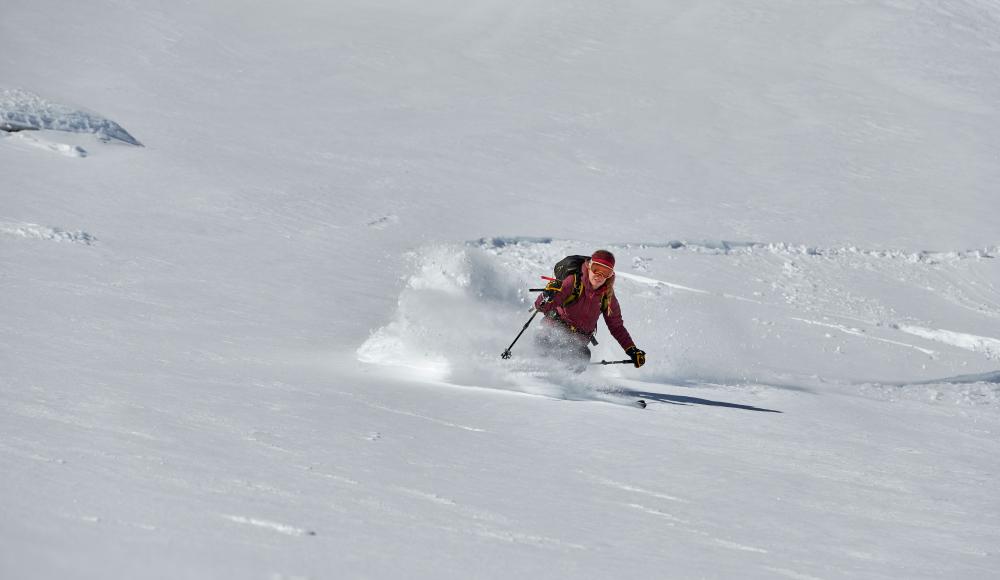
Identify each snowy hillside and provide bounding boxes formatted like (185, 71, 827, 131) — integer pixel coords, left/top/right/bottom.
(3, 1, 999, 579)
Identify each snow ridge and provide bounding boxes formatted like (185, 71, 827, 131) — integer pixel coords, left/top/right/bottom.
(0, 220, 98, 245)
(0, 88, 142, 146)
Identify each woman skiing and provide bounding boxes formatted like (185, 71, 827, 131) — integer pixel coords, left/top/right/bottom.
(533, 250, 646, 372)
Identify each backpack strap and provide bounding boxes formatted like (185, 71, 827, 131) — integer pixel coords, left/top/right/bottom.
(563, 274, 614, 315)
(562, 274, 585, 307)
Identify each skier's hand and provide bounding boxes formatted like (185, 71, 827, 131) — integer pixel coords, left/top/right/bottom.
(543, 280, 561, 297)
(537, 280, 560, 308)
(626, 346, 646, 368)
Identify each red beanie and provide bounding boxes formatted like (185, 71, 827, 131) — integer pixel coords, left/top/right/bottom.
(591, 250, 615, 270)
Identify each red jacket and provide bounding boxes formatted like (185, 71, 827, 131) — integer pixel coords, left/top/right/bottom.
(534, 272, 635, 351)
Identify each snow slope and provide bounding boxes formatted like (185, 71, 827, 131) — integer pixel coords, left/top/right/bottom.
(3, 1, 999, 579)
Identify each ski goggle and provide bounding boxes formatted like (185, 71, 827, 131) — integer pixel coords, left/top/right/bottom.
(590, 261, 614, 279)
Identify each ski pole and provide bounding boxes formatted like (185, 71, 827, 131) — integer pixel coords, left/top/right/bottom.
(501, 309, 540, 359)
(590, 359, 635, 365)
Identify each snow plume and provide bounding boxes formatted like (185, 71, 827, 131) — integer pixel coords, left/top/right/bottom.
(357, 244, 526, 383)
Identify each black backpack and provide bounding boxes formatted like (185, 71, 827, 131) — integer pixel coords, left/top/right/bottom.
(553, 255, 589, 282)
(548, 255, 613, 314)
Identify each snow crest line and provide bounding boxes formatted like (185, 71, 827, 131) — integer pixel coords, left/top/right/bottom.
(624, 240, 999, 264)
(480, 236, 999, 263)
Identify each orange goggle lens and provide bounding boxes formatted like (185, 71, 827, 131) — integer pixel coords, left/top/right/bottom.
(590, 262, 614, 278)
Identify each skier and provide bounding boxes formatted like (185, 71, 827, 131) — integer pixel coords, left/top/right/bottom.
(533, 250, 646, 372)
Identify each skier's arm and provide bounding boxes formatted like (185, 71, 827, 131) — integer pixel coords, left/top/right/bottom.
(603, 293, 636, 351)
(533, 275, 574, 313)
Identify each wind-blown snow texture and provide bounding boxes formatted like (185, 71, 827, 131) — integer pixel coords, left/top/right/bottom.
(3, 1, 1000, 579)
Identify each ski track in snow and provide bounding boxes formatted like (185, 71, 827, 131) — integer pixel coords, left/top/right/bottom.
(791, 317, 939, 357)
(616, 271, 711, 296)
(895, 324, 1000, 360)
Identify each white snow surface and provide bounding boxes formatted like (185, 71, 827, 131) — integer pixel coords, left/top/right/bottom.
(3, 1, 1000, 579)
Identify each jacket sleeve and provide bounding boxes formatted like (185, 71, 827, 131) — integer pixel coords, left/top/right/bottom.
(533, 275, 575, 314)
(603, 293, 635, 351)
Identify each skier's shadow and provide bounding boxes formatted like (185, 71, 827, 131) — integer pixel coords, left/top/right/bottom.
(619, 388, 783, 413)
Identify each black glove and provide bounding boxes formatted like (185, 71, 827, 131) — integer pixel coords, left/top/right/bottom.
(626, 346, 646, 368)
(539, 280, 560, 304)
